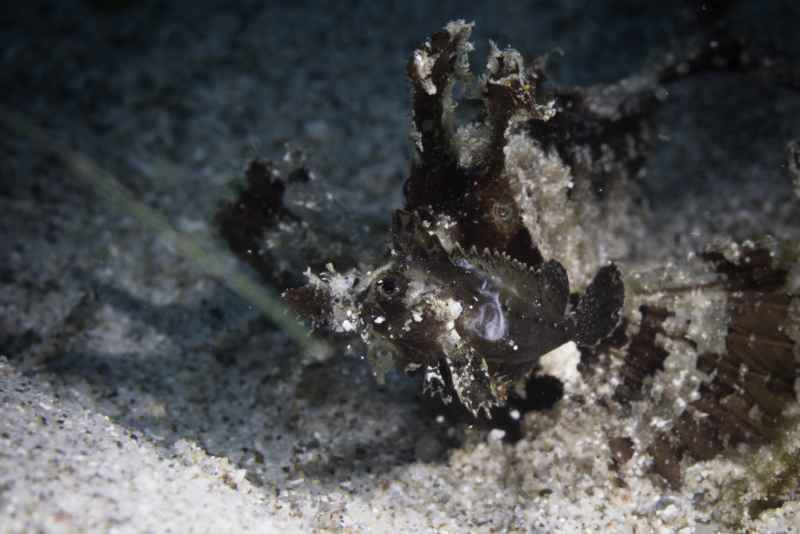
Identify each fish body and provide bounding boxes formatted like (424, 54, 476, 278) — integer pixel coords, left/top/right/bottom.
(353, 210, 622, 415)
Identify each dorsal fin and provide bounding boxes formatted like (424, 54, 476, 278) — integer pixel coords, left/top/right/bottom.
(503, 227, 544, 269)
(568, 264, 625, 347)
(392, 209, 450, 263)
(453, 247, 570, 318)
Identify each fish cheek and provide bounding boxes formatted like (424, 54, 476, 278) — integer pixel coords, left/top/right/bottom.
(457, 289, 508, 342)
(364, 292, 450, 369)
(398, 320, 451, 368)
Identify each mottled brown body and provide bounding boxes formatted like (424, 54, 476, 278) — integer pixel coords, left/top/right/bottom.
(216, 21, 799, 494)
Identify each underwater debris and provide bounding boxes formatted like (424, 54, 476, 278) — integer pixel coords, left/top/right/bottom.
(217, 21, 799, 493)
(621, 240, 800, 487)
(215, 153, 368, 289)
(215, 158, 298, 283)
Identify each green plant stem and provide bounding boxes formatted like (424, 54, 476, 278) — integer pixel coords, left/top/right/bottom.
(0, 107, 325, 356)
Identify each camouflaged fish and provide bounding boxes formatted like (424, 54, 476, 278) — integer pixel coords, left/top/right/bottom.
(278, 21, 631, 416)
(220, 20, 799, 449)
(360, 209, 624, 414)
(282, 211, 624, 416)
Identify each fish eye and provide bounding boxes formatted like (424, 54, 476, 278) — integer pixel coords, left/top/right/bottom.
(375, 272, 408, 301)
(377, 275, 402, 299)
